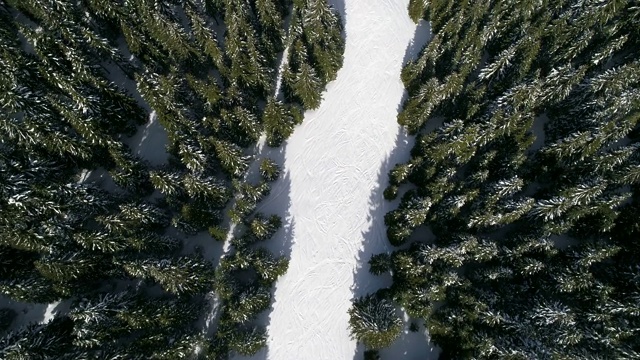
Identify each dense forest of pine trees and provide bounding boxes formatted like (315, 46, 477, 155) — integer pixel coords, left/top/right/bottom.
(350, 0, 640, 359)
(0, 0, 343, 358)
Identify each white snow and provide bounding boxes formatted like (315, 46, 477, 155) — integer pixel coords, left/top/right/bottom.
(237, 1, 439, 359)
(42, 301, 59, 323)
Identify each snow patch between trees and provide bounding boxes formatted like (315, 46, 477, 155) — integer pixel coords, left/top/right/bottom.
(124, 111, 170, 166)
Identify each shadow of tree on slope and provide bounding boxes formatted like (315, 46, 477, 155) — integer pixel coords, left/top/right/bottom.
(330, 0, 347, 39)
(232, 143, 295, 360)
(351, 19, 440, 360)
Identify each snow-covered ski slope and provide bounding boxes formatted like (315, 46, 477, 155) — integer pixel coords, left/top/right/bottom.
(240, 1, 439, 359)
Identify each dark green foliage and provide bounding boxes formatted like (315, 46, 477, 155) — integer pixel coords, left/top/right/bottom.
(180, 201, 222, 231)
(263, 100, 304, 147)
(260, 158, 282, 182)
(0, 274, 59, 304)
(213, 139, 251, 178)
(281, 1, 345, 109)
(209, 225, 229, 242)
(67, 291, 202, 357)
(227, 285, 272, 323)
(384, 192, 432, 246)
(121, 255, 215, 296)
(349, 294, 403, 350)
(0, 309, 16, 333)
(150, 332, 209, 359)
(250, 214, 282, 241)
(364, 349, 381, 360)
(383, 185, 399, 200)
(407, 0, 428, 23)
(368, 253, 392, 276)
(0, 317, 74, 359)
(228, 327, 267, 356)
(283, 61, 324, 110)
(229, 180, 271, 224)
(0, 0, 342, 357)
(360, 0, 640, 357)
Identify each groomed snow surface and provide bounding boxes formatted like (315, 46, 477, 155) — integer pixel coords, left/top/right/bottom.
(239, 1, 439, 359)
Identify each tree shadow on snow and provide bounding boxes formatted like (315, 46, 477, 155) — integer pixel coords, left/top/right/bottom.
(397, 20, 432, 114)
(233, 144, 295, 360)
(401, 20, 432, 66)
(0, 295, 47, 334)
(350, 20, 440, 360)
(349, 132, 441, 360)
(329, 0, 347, 39)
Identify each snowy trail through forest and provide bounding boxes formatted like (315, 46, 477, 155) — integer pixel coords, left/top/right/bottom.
(242, 1, 435, 359)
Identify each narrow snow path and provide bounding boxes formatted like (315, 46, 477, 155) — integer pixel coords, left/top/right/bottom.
(252, 1, 434, 359)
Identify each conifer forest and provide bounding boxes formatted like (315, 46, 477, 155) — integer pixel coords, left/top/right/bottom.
(0, 0, 344, 358)
(1, 0, 639, 359)
(350, 1, 640, 359)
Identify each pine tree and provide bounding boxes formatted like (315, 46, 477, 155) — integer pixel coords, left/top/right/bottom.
(263, 100, 303, 147)
(0, 317, 74, 359)
(249, 214, 282, 241)
(213, 139, 250, 177)
(349, 294, 403, 350)
(181, 173, 231, 206)
(228, 327, 267, 356)
(259, 158, 281, 181)
(227, 285, 272, 323)
(407, 0, 428, 23)
(290, 62, 323, 109)
(121, 255, 215, 295)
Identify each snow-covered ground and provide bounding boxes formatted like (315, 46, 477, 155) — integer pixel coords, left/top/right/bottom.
(123, 111, 169, 166)
(238, 1, 439, 359)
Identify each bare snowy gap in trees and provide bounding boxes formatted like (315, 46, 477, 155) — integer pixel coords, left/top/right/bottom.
(380, 313, 440, 360)
(116, 37, 137, 63)
(42, 300, 71, 324)
(76, 167, 118, 193)
(123, 111, 170, 166)
(603, 135, 632, 152)
(10, 9, 37, 55)
(101, 53, 148, 112)
(99, 47, 170, 167)
(271, 3, 295, 100)
(529, 113, 549, 152)
(0, 295, 46, 333)
(199, 291, 222, 337)
(550, 234, 580, 250)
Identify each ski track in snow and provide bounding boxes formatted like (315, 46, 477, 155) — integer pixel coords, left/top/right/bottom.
(237, 1, 439, 359)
